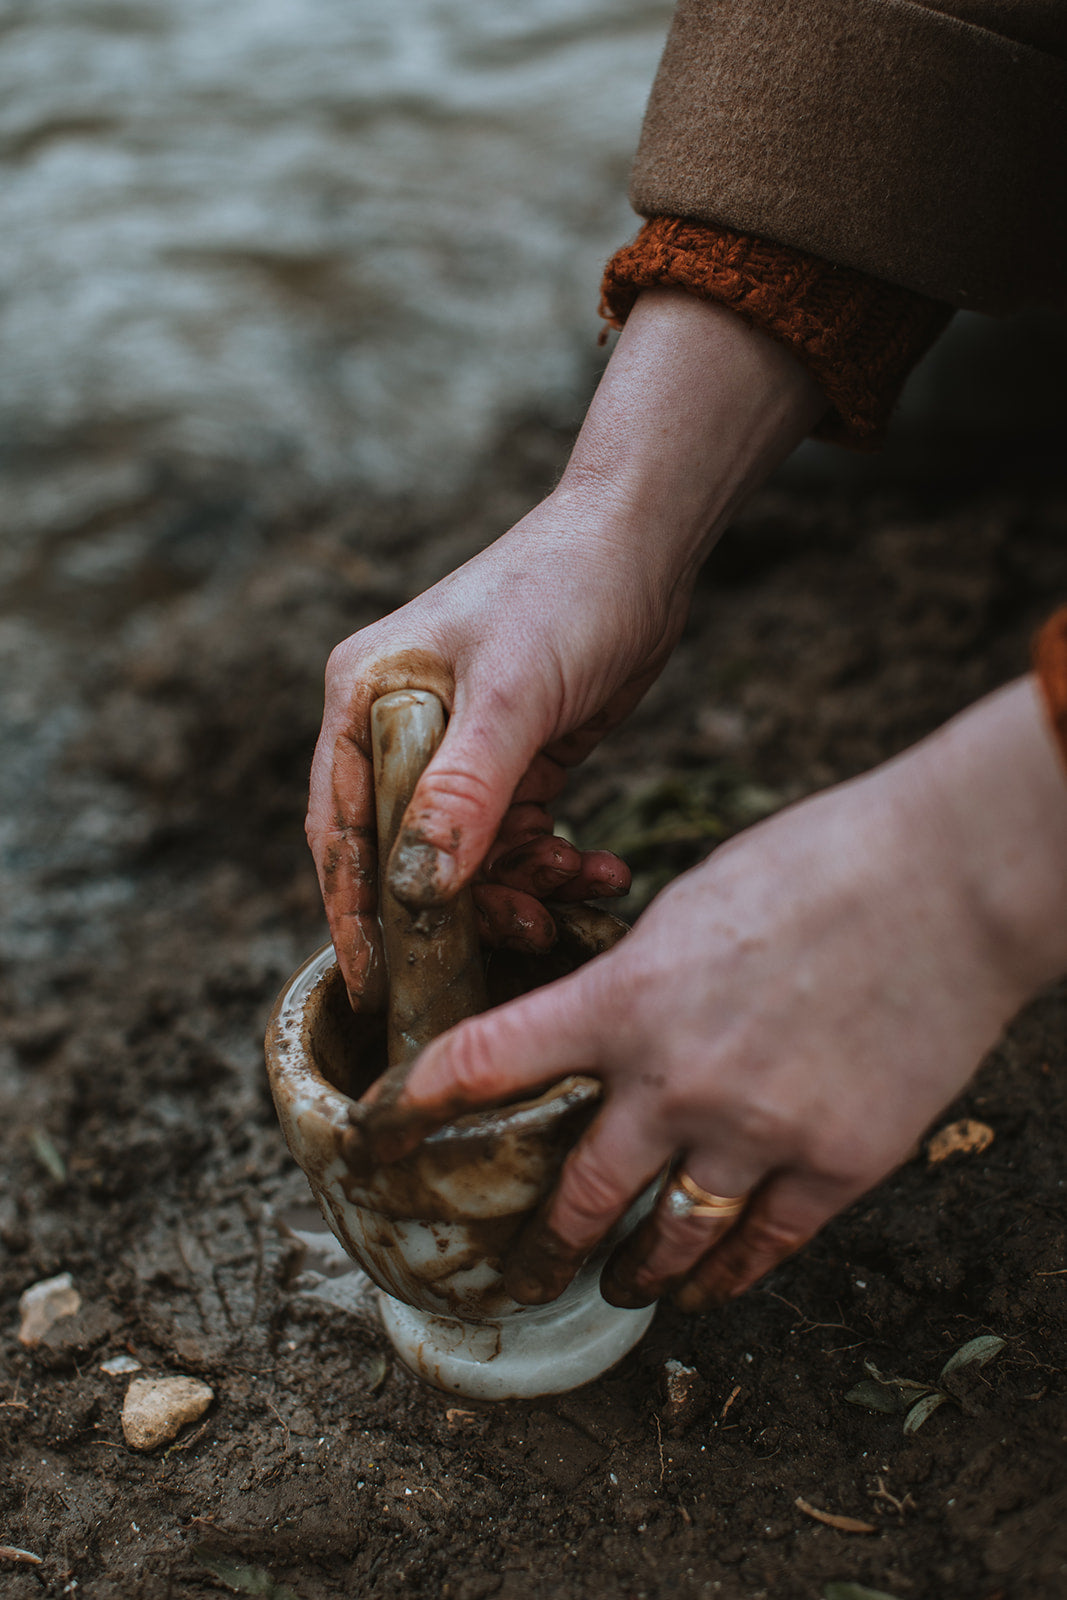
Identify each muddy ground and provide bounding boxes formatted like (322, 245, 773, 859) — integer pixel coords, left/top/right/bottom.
(1, 426, 1065, 1599)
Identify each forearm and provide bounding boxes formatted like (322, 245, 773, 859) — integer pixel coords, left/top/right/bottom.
(913, 677, 1067, 999)
(549, 288, 826, 593)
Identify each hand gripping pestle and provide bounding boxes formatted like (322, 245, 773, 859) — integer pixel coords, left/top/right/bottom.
(344, 690, 488, 1166)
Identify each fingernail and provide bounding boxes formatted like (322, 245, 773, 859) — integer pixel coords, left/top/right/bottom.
(388, 832, 457, 908)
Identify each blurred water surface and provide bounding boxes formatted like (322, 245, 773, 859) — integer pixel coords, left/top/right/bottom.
(1, 0, 672, 546)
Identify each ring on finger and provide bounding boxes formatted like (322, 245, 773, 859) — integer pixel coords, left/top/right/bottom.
(666, 1170, 750, 1222)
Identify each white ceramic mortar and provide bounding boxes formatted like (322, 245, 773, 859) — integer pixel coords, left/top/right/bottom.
(265, 940, 656, 1399)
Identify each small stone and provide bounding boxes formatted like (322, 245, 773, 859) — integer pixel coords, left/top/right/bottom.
(100, 1353, 142, 1376)
(661, 1358, 704, 1432)
(121, 1375, 214, 1450)
(18, 1272, 80, 1346)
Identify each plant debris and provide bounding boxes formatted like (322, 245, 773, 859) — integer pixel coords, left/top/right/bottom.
(192, 1547, 299, 1599)
(0, 1546, 43, 1566)
(845, 1337, 1006, 1434)
(28, 1127, 67, 1183)
(926, 1119, 995, 1164)
(795, 1498, 877, 1535)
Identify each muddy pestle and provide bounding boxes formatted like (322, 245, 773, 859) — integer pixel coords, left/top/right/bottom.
(1, 426, 1066, 1598)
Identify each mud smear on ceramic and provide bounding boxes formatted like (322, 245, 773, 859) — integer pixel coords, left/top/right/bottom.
(265, 691, 656, 1398)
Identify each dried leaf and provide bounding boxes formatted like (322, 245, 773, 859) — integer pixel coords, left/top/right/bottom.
(0, 1546, 44, 1566)
(365, 1354, 388, 1393)
(191, 1547, 299, 1599)
(29, 1127, 66, 1183)
(844, 1380, 905, 1415)
(903, 1392, 949, 1433)
(926, 1119, 994, 1165)
(861, 1360, 928, 1394)
(939, 1335, 1006, 1380)
(824, 1585, 901, 1600)
(795, 1498, 877, 1534)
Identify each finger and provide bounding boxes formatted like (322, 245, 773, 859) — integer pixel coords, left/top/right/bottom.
(504, 1098, 672, 1306)
(359, 959, 608, 1164)
(488, 835, 583, 897)
(386, 687, 548, 909)
(548, 849, 631, 902)
(672, 1173, 854, 1313)
(600, 1155, 762, 1310)
(481, 803, 557, 874)
(511, 754, 567, 807)
(306, 724, 386, 1006)
(472, 885, 557, 952)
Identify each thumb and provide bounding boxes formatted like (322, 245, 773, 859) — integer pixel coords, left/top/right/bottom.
(401, 961, 605, 1131)
(387, 690, 546, 908)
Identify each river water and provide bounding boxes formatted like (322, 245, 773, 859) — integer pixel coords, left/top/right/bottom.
(1, 0, 674, 546)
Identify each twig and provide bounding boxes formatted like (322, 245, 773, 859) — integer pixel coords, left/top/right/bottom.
(795, 1497, 876, 1534)
(870, 1476, 915, 1516)
(0, 1546, 43, 1566)
(761, 1289, 855, 1335)
(719, 1384, 741, 1421)
(653, 1414, 665, 1484)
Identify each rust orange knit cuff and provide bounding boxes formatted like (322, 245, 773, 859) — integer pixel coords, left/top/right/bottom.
(599, 217, 953, 448)
(1033, 606, 1067, 776)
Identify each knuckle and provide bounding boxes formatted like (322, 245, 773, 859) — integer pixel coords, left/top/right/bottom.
(417, 764, 498, 822)
(324, 639, 356, 689)
(560, 1152, 627, 1235)
(805, 1119, 880, 1188)
(729, 1095, 796, 1155)
(441, 1021, 501, 1104)
(739, 1213, 809, 1260)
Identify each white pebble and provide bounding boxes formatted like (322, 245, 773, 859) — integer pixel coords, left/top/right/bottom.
(100, 1353, 142, 1376)
(18, 1273, 80, 1346)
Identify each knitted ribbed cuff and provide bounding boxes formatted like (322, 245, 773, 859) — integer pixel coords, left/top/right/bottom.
(1033, 606, 1067, 776)
(599, 217, 953, 448)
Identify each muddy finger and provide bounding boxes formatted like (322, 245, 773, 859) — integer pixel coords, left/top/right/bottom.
(601, 1159, 759, 1309)
(547, 849, 631, 902)
(487, 835, 583, 897)
(472, 885, 557, 952)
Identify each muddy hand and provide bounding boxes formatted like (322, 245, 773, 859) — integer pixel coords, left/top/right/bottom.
(366, 680, 1067, 1308)
(306, 292, 824, 1013)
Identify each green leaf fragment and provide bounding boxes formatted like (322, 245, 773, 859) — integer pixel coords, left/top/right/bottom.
(903, 1391, 949, 1433)
(29, 1128, 67, 1183)
(191, 1547, 300, 1600)
(844, 1379, 906, 1414)
(824, 1584, 902, 1600)
(939, 1335, 1006, 1379)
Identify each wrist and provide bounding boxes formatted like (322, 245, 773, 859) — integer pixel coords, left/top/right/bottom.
(556, 288, 825, 585)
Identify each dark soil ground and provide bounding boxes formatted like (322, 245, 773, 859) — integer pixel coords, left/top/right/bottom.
(1, 425, 1065, 1600)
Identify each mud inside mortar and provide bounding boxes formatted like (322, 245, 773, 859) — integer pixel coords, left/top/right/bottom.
(306, 944, 595, 1118)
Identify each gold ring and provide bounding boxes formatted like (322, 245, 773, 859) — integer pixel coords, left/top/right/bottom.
(673, 1171, 749, 1220)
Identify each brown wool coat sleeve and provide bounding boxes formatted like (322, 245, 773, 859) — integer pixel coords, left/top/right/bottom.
(630, 1, 1067, 314)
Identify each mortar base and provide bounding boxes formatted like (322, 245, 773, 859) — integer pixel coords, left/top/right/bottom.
(378, 1290, 656, 1400)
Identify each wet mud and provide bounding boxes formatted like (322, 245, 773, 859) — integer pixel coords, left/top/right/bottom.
(2, 424, 1066, 1597)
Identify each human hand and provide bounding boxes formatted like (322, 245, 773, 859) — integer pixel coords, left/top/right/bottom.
(366, 679, 1067, 1309)
(307, 291, 824, 1002)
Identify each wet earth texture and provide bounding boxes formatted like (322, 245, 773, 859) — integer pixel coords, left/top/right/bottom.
(1, 425, 1065, 1599)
